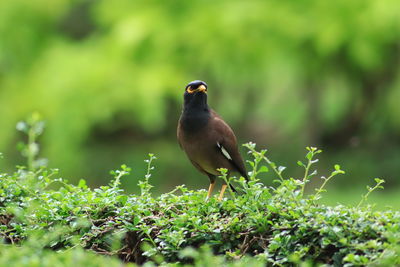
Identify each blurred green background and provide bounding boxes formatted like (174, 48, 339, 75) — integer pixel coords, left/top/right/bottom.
(1, 0, 399, 208)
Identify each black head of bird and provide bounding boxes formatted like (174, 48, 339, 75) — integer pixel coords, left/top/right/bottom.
(183, 81, 208, 112)
(185, 80, 208, 94)
(177, 80, 248, 201)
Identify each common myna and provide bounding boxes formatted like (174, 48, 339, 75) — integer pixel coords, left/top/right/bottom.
(177, 80, 248, 201)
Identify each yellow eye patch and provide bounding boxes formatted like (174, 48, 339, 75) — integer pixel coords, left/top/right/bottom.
(187, 87, 196, 94)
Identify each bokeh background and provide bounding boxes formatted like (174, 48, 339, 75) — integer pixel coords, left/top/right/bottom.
(1, 0, 399, 208)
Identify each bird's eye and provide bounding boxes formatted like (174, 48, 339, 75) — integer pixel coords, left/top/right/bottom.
(186, 86, 196, 94)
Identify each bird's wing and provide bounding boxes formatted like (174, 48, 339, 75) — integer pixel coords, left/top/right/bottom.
(212, 112, 248, 179)
(177, 119, 183, 150)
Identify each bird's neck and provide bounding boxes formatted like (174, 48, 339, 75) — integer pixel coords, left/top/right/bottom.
(183, 91, 209, 111)
(181, 93, 210, 132)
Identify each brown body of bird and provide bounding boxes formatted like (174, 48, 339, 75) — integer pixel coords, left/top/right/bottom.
(177, 80, 248, 200)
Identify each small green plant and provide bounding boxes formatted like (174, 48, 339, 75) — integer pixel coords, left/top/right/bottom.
(311, 163, 345, 202)
(357, 178, 385, 207)
(138, 153, 157, 196)
(297, 146, 322, 197)
(243, 143, 346, 203)
(16, 112, 46, 171)
(244, 142, 285, 181)
(110, 164, 131, 189)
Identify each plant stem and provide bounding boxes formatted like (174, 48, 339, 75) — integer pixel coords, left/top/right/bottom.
(27, 127, 35, 172)
(300, 160, 312, 197)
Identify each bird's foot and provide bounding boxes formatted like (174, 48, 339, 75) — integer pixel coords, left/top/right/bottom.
(218, 184, 227, 201)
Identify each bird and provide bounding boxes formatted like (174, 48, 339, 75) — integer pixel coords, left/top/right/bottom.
(177, 80, 248, 201)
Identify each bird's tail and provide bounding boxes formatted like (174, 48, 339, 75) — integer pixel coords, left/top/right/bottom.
(229, 183, 237, 192)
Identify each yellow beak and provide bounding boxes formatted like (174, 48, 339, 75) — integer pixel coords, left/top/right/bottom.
(198, 85, 207, 93)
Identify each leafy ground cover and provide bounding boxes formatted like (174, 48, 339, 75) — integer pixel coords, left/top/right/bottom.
(1, 116, 400, 266)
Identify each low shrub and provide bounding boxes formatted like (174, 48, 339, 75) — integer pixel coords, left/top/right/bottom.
(1, 116, 399, 266)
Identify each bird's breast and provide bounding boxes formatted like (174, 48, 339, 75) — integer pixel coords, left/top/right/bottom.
(179, 110, 210, 133)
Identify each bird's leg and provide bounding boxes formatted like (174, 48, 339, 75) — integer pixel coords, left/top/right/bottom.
(218, 184, 228, 201)
(206, 182, 216, 201)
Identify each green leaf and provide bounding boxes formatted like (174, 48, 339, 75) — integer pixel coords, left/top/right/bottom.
(78, 179, 87, 189)
(117, 195, 128, 205)
(258, 166, 269, 173)
(297, 161, 304, 167)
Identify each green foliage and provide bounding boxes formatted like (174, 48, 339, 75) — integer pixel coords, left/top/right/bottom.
(1, 119, 400, 266)
(0, 245, 136, 267)
(357, 178, 386, 208)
